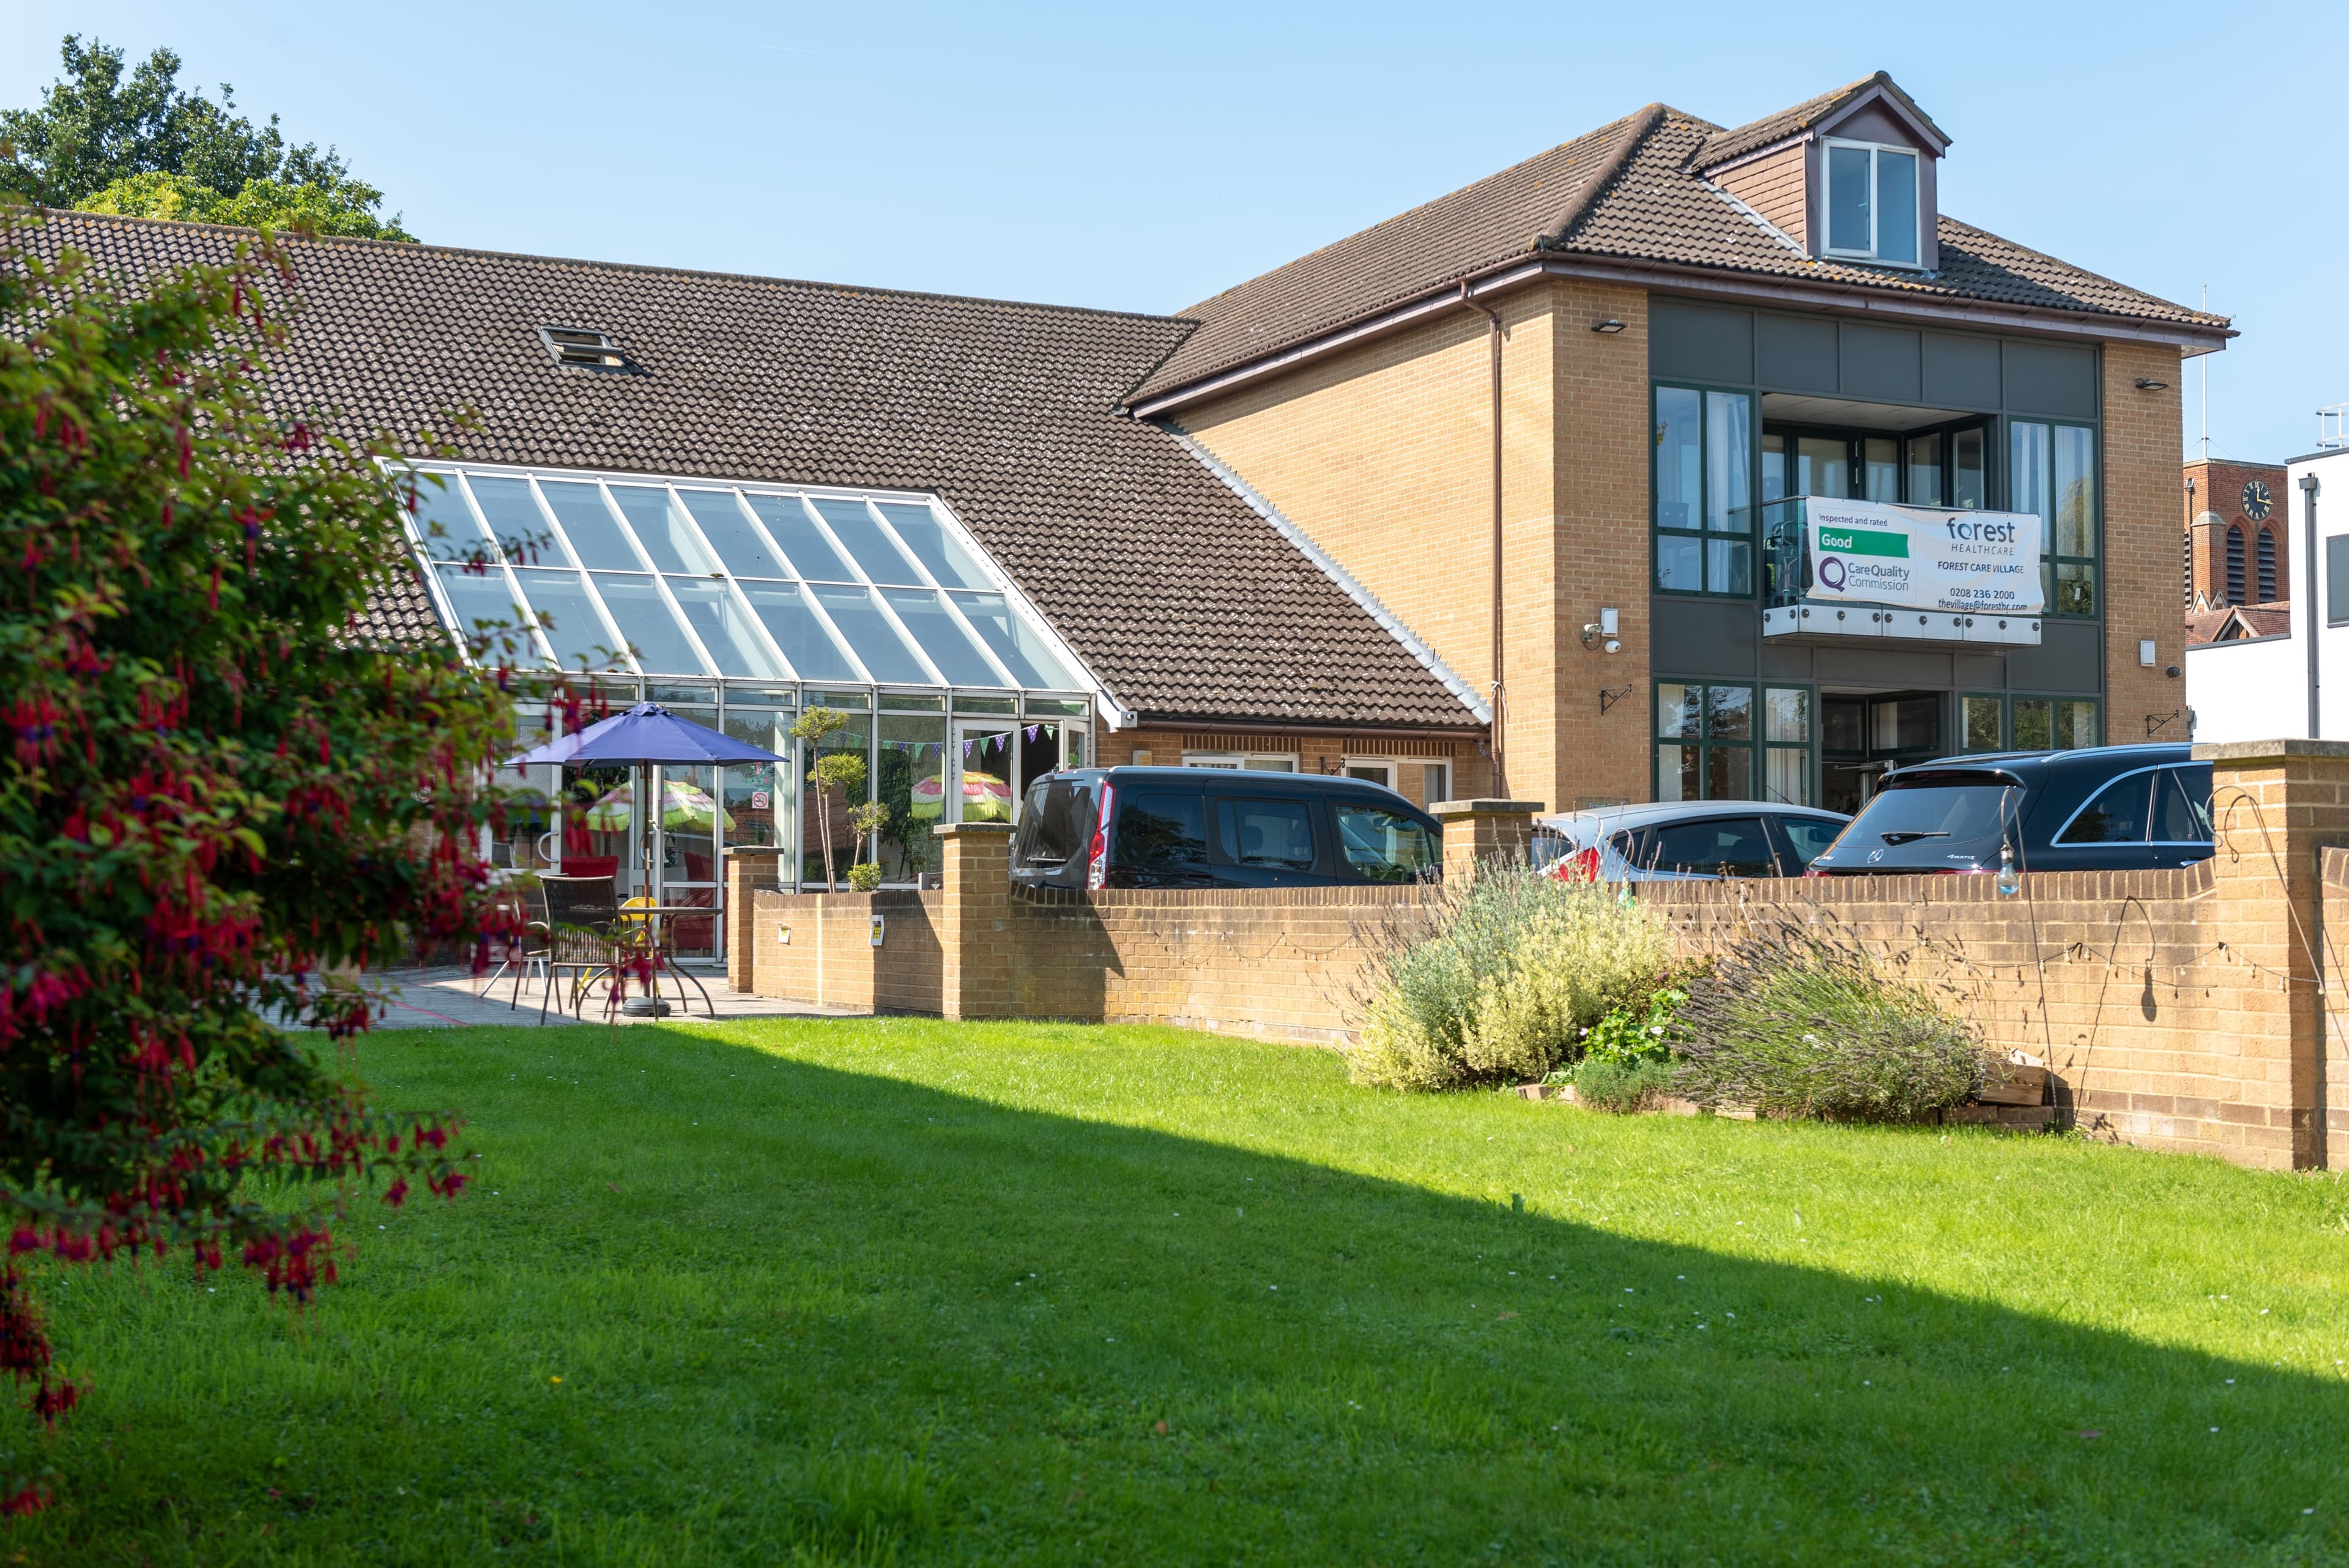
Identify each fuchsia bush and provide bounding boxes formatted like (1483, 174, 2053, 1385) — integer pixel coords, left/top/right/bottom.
(0, 213, 527, 1512)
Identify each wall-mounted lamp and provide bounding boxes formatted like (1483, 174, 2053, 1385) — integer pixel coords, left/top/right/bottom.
(1591, 319, 1627, 334)
(2134, 377, 2170, 391)
(1580, 607, 1621, 653)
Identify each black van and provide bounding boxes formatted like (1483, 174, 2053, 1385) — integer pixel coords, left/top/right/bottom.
(1009, 766, 1444, 891)
(1806, 742, 2213, 876)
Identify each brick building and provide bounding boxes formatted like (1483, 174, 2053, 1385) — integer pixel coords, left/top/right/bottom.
(1134, 73, 2229, 813)
(2183, 457, 2288, 634)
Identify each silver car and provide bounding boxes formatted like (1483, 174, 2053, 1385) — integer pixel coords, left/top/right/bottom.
(1532, 799, 1852, 882)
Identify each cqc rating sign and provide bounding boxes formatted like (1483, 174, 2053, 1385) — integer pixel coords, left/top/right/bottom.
(1805, 498, 2043, 616)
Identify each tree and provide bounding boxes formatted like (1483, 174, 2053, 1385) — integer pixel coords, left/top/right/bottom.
(1, 35, 411, 240)
(0, 215, 508, 1511)
(847, 801, 891, 891)
(789, 708, 863, 893)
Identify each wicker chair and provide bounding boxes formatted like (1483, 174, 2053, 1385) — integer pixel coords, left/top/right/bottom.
(535, 875, 621, 1024)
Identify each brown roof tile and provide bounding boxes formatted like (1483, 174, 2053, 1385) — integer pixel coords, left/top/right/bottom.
(23, 210, 1476, 731)
(1694, 71, 1948, 168)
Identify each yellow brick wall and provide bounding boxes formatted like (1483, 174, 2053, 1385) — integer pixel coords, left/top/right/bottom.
(2102, 342, 2191, 741)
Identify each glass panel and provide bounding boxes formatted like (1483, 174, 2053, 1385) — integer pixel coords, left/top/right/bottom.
(1705, 684, 1753, 741)
(1648, 816, 1773, 876)
(590, 574, 708, 675)
(1765, 749, 1811, 807)
(1706, 745, 1753, 801)
(879, 502, 992, 590)
(880, 587, 1006, 685)
(1108, 790, 1210, 882)
(1863, 438, 1899, 501)
(1657, 682, 1699, 741)
(434, 564, 533, 648)
(814, 497, 924, 585)
(720, 709, 792, 867)
(1657, 744, 1697, 802)
(1760, 433, 1788, 504)
(948, 595, 1082, 689)
(812, 585, 932, 684)
(1242, 757, 1297, 772)
(536, 481, 639, 571)
(2011, 698, 2054, 751)
(1334, 804, 1437, 883)
(877, 714, 947, 881)
(1215, 797, 1317, 870)
(2055, 561, 2096, 618)
(746, 494, 856, 582)
(468, 475, 560, 564)
(1781, 817, 1839, 862)
(2058, 772, 2151, 844)
(2053, 426, 2096, 558)
(1657, 536, 1701, 592)
(1796, 437, 1849, 499)
(609, 486, 718, 575)
(1655, 387, 1701, 531)
(1962, 695, 2004, 751)
(1706, 538, 1751, 596)
(1905, 433, 1943, 506)
(2057, 700, 2099, 750)
(1828, 143, 1872, 251)
(681, 490, 790, 578)
(513, 568, 626, 671)
(740, 583, 859, 682)
(2156, 766, 2214, 842)
(954, 725, 1016, 825)
(880, 693, 946, 711)
(1953, 428, 1987, 509)
(799, 704, 870, 890)
(656, 761, 719, 954)
(665, 578, 784, 679)
(412, 473, 494, 561)
(1705, 391, 1751, 534)
(1764, 687, 1809, 743)
(1876, 150, 1918, 264)
(955, 696, 1018, 715)
(2009, 421, 2050, 531)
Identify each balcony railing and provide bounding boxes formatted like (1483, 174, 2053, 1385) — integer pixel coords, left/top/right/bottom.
(1760, 495, 2043, 647)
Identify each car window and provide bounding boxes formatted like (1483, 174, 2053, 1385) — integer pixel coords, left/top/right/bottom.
(1617, 816, 1776, 876)
(1110, 790, 1209, 876)
(1777, 816, 1843, 865)
(1012, 778, 1091, 867)
(1216, 797, 1317, 871)
(2057, 772, 2153, 845)
(2153, 765, 2214, 843)
(1335, 803, 1437, 883)
(1850, 782, 2013, 849)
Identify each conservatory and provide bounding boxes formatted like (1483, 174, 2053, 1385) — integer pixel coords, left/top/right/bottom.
(401, 461, 1100, 950)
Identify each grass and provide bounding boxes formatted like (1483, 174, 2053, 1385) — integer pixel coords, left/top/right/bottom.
(8, 1018, 2349, 1566)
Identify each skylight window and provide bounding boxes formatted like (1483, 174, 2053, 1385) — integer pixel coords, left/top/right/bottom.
(393, 462, 1091, 697)
(538, 325, 631, 371)
(1822, 141, 1920, 267)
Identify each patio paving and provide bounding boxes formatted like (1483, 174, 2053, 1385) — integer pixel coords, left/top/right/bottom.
(332, 965, 859, 1029)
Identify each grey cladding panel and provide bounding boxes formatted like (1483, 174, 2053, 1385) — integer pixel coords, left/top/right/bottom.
(1923, 333, 2001, 410)
(1652, 597, 1757, 676)
(2003, 620, 2103, 693)
(2004, 341, 2099, 418)
(1813, 646, 1954, 687)
(1756, 314, 1838, 393)
(1650, 299, 1753, 385)
(1951, 653, 2008, 689)
(1839, 324, 1922, 404)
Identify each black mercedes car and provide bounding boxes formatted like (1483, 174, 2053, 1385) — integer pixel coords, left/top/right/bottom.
(1805, 743, 2213, 877)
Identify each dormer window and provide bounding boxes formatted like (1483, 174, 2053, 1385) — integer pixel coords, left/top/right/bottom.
(1822, 140, 1920, 267)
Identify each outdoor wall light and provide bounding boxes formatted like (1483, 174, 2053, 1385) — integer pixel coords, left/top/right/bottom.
(1591, 319, 1627, 334)
(2134, 377, 2170, 391)
(1581, 607, 1622, 653)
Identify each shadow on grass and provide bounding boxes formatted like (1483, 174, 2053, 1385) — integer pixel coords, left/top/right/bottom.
(16, 1019, 2349, 1566)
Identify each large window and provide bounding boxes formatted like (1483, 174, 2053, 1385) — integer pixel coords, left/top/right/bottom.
(1657, 681, 1814, 804)
(1654, 386, 1754, 596)
(2009, 421, 2098, 617)
(1962, 692, 2099, 752)
(1823, 141, 1921, 267)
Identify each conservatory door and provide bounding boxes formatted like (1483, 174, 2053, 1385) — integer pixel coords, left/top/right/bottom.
(952, 723, 1017, 825)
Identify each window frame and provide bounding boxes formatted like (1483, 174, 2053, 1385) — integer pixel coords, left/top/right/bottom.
(1654, 678, 1816, 804)
(1819, 138, 1925, 270)
(2050, 763, 2211, 848)
(2006, 417, 2101, 620)
(1652, 382, 1758, 599)
(1996, 693, 2102, 752)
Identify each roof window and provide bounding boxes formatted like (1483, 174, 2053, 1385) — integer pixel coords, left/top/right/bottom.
(538, 326, 632, 372)
(1822, 140, 1920, 267)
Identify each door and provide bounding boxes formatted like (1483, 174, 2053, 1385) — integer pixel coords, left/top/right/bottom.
(1209, 793, 1327, 888)
(2039, 767, 2164, 872)
(953, 722, 1017, 825)
(653, 763, 721, 956)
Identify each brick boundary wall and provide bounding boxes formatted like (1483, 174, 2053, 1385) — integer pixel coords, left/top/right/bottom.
(726, 751, 2349, 1171)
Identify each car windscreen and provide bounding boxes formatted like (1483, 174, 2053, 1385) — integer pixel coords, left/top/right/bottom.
(1844, 779, 2015, 856)
(1012, 777, 1093, 866)
(1613, 816, 1777, 877)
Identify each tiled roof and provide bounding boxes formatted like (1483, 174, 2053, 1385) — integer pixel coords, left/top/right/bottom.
(1694, 72, 1946, 168)
(1135, 85, 2224, 403)
(21, 209, 1477, 731)
(2186, 602, 2291, 645)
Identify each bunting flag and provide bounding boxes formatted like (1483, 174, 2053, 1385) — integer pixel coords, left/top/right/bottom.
(1024, 725, 1039, 743)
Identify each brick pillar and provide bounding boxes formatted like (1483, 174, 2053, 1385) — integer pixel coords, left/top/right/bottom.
(934, 823, 1015, 1019)
(2200, 739, 2349, 1169)
(723, 849, 787, 993)
(1430, 798, 1545, 883)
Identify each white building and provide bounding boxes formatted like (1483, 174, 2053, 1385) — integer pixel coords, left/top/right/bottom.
(2186, 445, 2349, 742)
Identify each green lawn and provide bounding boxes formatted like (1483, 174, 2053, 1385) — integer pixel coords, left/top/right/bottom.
(9, 1019, 2349, 1566)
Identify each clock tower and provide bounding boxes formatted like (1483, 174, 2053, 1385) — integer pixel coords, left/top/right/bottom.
(2184, 457, 2289, 618)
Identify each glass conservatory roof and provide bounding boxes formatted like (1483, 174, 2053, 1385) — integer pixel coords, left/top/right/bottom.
(401, 463, 1091, 692)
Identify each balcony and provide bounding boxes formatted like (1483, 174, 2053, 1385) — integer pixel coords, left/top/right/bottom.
(1760, 495, 2043, 647)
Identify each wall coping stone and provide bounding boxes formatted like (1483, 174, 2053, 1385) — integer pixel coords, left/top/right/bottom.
(2195, 738, 2349, 762)
(932, 823, 1016, 837)
(1430, 798, 1545, 819)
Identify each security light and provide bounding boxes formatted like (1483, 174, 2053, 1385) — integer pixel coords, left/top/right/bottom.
(2134, 377, 2169, 391)
(1591, 319, 1627, 334)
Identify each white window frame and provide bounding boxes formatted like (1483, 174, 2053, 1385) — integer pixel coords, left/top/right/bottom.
(1820, 138, 1923, 270)
(1182, 751, 1298, 772)
(1340, 758, 1398, 790)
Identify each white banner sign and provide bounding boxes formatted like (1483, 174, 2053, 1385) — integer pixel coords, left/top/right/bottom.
(1803, 498, 2043, 616)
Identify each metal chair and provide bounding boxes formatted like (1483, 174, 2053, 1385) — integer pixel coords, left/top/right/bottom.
(478, 881, 551, 1008)
(535, 875, 621, 1024)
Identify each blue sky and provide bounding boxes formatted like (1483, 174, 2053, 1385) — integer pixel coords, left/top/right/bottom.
(4, 2, 2332, 465)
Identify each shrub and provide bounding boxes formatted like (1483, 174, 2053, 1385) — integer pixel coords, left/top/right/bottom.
(1674, 918, 1987, 1122)
(1577, 985, 1687, 1068)
(846, 861, 885, 893)
(1348, 864, 1671, 1092)
(1573, 1056, 1678, 1113)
